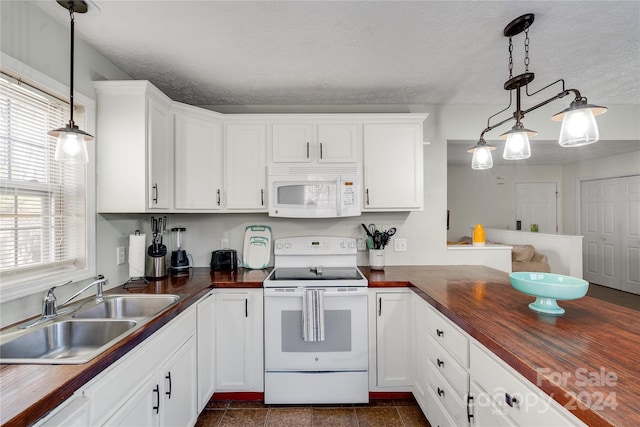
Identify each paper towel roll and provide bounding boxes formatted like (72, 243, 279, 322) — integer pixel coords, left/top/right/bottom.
(128, 233, 147, 278)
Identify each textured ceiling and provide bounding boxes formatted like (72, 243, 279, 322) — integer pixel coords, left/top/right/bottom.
(35, 0, 640, 166)
(36, 0, 640, 108)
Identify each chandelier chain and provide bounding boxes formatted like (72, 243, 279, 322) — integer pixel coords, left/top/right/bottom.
(524, 27, 530, 72)
(508, 36, 513, 79)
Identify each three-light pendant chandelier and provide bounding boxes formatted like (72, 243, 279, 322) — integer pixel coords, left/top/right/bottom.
(468, 13, 607, 170)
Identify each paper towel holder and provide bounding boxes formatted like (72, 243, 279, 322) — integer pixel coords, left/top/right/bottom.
(124, 229, 150, 289)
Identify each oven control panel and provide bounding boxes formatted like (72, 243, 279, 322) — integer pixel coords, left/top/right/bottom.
(274, 236, 356, 255)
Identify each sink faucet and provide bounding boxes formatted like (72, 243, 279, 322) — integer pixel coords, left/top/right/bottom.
(18, 275, 108, 329)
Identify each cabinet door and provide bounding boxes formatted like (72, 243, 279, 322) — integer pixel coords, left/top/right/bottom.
(36, 397, 89, 427)
(104, 373, 159, 427)
(317, 124, 360, 163)
(215, 290, 263, 391)
(363, 123, 423, 210)
(161, 336, 198, 427)
(225, 124, 267, 210)
(197, 292, 216, 412)
(469, 381, 514, 427)
(174, 113, 223, 210)
(272, 124, 314, 162)
(376, 292, 413, 387)
(147, 96, 173, 210)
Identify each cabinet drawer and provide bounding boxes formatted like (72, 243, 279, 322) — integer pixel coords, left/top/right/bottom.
(470, 342, 586, 427)
(424, 377, 461, 427)
(426, 333, 468, 398)
(426, 360, 468, 426)
(424, 304, 469, 367)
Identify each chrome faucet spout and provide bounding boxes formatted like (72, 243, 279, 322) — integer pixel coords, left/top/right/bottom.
(59, 275, 108, 307)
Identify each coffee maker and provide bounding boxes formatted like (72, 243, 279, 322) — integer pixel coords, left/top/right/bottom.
(169, 227, 191, 274)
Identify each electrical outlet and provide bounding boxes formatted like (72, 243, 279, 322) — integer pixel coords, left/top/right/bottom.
(116, 246, 126, 265)
(221, 238, 229, 249)
(356, 238, 366, 251)
(394, 238, 407, 252)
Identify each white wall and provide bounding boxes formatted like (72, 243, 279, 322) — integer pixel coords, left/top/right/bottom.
(447, 164, 563, 241)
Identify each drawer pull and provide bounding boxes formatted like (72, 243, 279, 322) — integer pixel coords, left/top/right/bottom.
(436, 329, 444, 337)
(437, 358, 444, 368)
(165, 371, 172, 398)
(467, 394, 474, 422)
(153, 384, 160, 414)
(505, 392, 518, 407)
(437, 387, 445, 397)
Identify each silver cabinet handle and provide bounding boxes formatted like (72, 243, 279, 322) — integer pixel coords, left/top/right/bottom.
(152, 184, 158, 204)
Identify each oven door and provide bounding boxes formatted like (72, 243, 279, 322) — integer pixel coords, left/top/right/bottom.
(264, 287, 368, 371)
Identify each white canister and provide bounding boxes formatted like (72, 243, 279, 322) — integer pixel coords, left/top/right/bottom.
(369, 249, 385, 270)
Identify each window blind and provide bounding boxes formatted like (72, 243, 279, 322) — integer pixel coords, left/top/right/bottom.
(0, 74, 87, 281)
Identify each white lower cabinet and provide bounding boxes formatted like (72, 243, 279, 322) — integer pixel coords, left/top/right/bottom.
(214, 289, 264, 392)
(82, 307, 198, 426)
(197, 291, 216, 412)
(469, 341, 586, 427)
(413, 292, 470, 426)
(371, 289, 413, 389)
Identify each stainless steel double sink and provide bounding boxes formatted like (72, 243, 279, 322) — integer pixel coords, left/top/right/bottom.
(0, 294, 185, 364)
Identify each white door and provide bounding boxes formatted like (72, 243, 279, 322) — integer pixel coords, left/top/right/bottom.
(317, 124, 360, 163)
(161, 336, 198, 427)
(272, 124, 313, 162)
(619, 176, 640, 294)
(515, 182, 558, 233)
(376, 292, 413, 387)
(582, 179, 620, 288)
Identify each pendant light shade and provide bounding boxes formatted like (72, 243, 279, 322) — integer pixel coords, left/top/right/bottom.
(48, 0, 92, 164)
(552, 99, 607, 147)
(467, 138, 496, 170)
(500, 124, 536, 160)
(51, 123, 92, 163)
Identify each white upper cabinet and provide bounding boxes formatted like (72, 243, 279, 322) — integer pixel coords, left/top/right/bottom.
(225, 124, 267, 211)
(94, 81, 174, 213)
(271, 122, 361, 163)
(174, 106, 224, 210)
(363, 122, 424, 211)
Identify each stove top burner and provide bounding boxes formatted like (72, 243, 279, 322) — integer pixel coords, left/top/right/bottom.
(269, 267, 363, 281)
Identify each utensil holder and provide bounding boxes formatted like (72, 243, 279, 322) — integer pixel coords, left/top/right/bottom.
(369, 249, 385, 270)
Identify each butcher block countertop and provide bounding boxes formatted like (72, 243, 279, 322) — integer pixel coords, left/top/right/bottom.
(362, 265, 639, 427)
(2, 265, 638, 426)
(0, 268, 267, 427)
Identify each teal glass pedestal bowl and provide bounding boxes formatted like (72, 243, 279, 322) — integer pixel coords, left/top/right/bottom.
(509, 272, 589, 315)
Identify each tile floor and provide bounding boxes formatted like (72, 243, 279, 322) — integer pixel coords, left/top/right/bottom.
(195, 398, 430, 427)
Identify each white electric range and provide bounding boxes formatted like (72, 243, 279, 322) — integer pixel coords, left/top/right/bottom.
(263, 236, 369, 404)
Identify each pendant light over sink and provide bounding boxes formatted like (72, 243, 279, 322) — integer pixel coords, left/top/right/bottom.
(48, 0, 93, 164)
(468, 13, 607, 170)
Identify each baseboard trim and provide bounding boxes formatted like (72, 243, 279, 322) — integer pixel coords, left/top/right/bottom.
(209, 391, 414, 402)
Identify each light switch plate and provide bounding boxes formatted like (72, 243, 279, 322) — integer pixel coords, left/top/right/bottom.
(394, 238, 407, 252)
(116, 246, 125, 265)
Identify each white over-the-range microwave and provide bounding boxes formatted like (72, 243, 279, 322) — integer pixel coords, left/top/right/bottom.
(268, 165, 361, 218)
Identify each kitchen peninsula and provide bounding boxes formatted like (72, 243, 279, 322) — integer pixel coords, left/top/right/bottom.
(1, 266, 638, 426)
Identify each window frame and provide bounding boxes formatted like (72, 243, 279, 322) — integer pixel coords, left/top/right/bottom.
(0, 52, 96, 303)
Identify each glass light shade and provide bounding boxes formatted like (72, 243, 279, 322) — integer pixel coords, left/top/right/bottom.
(502, 130, 532, 160)
(558, 108, 599, 147)
(50, 125, 91, 164)
(471, 145, 494, 170)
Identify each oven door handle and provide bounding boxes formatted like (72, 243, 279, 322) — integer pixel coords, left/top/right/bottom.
(264, 288, 368, 297)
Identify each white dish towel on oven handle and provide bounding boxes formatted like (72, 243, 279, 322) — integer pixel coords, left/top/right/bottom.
(302, 288, 325, 342)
